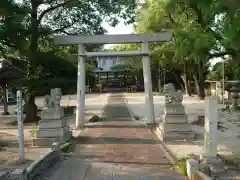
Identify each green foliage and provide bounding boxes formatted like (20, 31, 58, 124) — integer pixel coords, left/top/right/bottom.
(208, 58, 240, 81)
(0, 0, 28, 52)
(16, 78, 77, 96)
(166, 0, 240, 62)
(28, 125, 39, 137)
(89, 115, 104, 122)
(0, 0, 137, 85)
(111, 44, 142, 70)
(60, 142, 72, 153)
(172, 157, 188, 176)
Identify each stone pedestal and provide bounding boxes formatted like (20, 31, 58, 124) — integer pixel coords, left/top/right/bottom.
(202, 97, 218, 163)
(33, 107, 72, 146)
(158, 104, 195, 141)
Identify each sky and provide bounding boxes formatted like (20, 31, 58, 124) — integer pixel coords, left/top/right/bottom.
(104, 22, 133, 35)
(103, 22, 133, 49)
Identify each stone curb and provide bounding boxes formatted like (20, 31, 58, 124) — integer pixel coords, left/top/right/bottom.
(8, 142, 61, 180)
(122, 94, 137, 121)
(151, 127, 176, 164)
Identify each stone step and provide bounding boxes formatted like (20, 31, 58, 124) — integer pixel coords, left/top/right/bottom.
(159, 123, 192, 132)
(156, 125, 195, 141)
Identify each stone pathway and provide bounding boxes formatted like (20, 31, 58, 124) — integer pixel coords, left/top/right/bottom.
(41, 93, 185, 179)
(77, 121, 184, 179)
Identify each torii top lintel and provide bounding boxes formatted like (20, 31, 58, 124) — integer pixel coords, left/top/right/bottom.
(54, 32, 172, 45)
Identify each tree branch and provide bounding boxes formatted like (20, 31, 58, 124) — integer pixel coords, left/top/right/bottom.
(51, 21, 76, 34)
(188, 2, 225, 42)
(209, 51, 231, 59)
(62, 30, 75, 35)
(38, 0, 72, 23)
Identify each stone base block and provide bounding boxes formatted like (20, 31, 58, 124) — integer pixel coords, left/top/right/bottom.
(164, 104, 185, 114)
(36, 125, 69, 138)
(159, 122, 192, 132)
(38, 118, 67, 129)
(162, 114, 188, 123)
(33, 131, 72, 146)
(41, 108, 64, 120)
(156, 123, 195, 141)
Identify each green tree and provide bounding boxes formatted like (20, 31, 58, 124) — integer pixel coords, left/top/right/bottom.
(0, 0, 28, 56)
(167, 0, 240, 61)
(134, 0, 214, 98)
(2, 0, 137, 122)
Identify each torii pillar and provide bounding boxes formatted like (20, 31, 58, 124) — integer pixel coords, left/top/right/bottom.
(76, 44, 86, 128)
(142, 42, 155, 124)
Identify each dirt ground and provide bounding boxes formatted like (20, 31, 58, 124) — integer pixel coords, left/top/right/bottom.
(0, 131, 50, 174)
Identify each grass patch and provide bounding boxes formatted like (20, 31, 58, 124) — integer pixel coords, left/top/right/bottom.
(60, 142, 72, 152)
(172, 157, 187, 176)
(28, 125, 39, 137)
(89, 115, 104, 122)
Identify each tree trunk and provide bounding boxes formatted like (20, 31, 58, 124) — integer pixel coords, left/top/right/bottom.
(186, 75, 192, 96)
(24, 92, 40, 123)
(181, 74, 192, 96)
(2, 84, 9, 115)
(158, 63, 161, 94)
(182, 61, 193, 96)
(24, 1, 40, 123)
(193, 75, 205, 99)
(172, 70, 184, 91)
(196, 59, 205, 100)
(181, 74, 189, 95)
(182, 62, 188, 95)
(193, 75, 199, 95)
(158, 78, 161, 94)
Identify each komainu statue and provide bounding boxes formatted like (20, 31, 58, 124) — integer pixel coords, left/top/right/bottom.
(163, 83, 183, 104)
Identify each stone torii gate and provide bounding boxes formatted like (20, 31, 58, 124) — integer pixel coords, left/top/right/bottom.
(54, 32, 172, 129)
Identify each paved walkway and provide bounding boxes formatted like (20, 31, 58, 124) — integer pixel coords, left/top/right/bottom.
(40, 93, 185, 179)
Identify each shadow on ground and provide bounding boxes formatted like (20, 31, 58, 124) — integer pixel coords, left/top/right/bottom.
(101, 93, 132, 122)
(84, 124, 145, 128)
